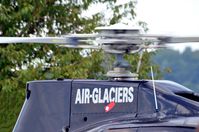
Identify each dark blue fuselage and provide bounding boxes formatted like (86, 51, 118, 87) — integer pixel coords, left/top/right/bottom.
(13, 79, 199, 132)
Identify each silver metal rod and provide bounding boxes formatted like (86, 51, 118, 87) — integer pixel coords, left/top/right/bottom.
(136, 51, 144, 73)
(151, 66, 158, 112)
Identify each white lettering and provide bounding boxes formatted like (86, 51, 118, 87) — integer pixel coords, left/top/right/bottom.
(75, 89, 82, 104)
(75, 86, 135, 104)
(117, 87, 123, 103)
(98, 88, 103, 103)
(92, 88, 98, 104)
(128, 87, 134, 102)
(123, 87, 128, 102)
(109, 87, 115, 102)
(84, 89, 90, 104)
(103, 88, 109, 103)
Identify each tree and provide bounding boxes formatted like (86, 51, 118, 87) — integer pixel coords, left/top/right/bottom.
(0, 0, 159, 131)
(153, 48, 199, 93)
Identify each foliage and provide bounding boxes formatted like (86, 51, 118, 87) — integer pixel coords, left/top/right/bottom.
(0, 0, 159, 131)
(153, 47, 199, 93)
(126, 51, 161, 79)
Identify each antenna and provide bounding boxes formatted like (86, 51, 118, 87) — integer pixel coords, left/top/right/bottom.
(150, 66, 158, 112)
(136, 50, 144, 74)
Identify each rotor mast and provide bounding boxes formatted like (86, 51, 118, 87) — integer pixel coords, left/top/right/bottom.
(106, 53, 138, 80)
(96, 24, 141, 80)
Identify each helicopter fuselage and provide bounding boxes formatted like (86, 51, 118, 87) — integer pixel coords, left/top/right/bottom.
(13, 79, 199, 132)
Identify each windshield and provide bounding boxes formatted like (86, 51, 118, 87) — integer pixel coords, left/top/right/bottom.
(175, 92, 199, 102)
(154, 80, 193, 93)
(146, 80, 199, 104)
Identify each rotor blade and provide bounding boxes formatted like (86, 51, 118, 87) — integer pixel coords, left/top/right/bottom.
(0, 36, 98, 45)
(96, 39, 144, 44)
(64, 33, 98, 38)
(94, 33, 170, 39)
(143, 45, 168, 49)
(0, 37, 76, 44)
(118, 34, 199, 44)
(98, 34, 199, 43)
(59, 45, 100, 49)
(158, 36, 199, 44)
(131, 34, 199, 44)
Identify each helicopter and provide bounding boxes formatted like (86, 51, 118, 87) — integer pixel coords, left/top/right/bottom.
(0, 24, 199, 132)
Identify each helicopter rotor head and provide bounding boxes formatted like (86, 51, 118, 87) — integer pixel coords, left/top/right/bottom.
(1, 24, 199, 79)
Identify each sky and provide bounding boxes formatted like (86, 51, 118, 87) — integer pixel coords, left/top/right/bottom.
(135, 0, 199, 51)
(84, 0, 199, 52)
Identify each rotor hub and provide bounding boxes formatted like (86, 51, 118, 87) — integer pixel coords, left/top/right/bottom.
(96, 24, 143, 54)
(95, 23, 142, 35)
(95, 24, 143, 80)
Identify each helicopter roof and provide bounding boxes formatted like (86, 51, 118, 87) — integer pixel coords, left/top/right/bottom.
(28, 79, 193, 94)
(147, 80, 193, 93)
